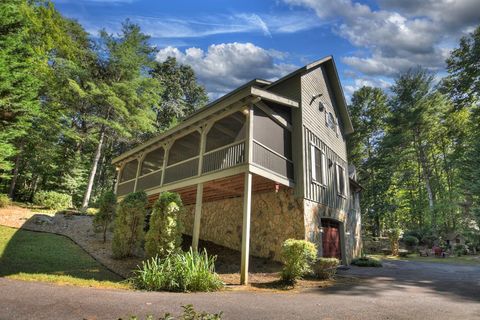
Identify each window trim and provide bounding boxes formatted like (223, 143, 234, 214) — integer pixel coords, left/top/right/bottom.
(310, 143, 326, 186)
(336, 163, 347, 197)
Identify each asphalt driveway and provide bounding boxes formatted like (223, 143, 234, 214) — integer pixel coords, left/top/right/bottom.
(0, 259, 479, 320)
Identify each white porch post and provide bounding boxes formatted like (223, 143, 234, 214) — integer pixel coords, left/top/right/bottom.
(192, 183, 203, 251)
(240, 171, 252, 285)
(241, 104, 254, 285)
(192, 126, 208, 250)
(133, 153, 144, 192)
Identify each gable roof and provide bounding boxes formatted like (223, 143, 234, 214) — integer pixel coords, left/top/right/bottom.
(267, 55, 354, 135)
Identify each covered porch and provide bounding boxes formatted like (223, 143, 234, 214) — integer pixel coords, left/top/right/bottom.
(112, 84, 300, 284)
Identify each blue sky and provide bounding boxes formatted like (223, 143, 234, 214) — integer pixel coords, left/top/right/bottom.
(52, 0, 480, 100)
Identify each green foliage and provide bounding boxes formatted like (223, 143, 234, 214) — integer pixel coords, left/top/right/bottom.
(280, 239, 317, 284)
(145, 192, 184, 258)
(93, 191, 116, 243)
(131, 248, 223, 292)
(122, 305, 223, 320)
(403, 235, 419, 248)
(151, 57, 208, 131)
(351, 256, 383, 267)
(313, 258, 339, 280)
(453, 244, 468, 257)
(0, 194, 10, 208)
(112, 192, 147, 258)
(33, 191, 73, 210)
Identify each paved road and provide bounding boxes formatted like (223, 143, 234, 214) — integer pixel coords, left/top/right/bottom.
(0, 260, 479, 320)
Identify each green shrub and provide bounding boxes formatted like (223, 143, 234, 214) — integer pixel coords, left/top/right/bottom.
(313, 257, 339, 280)
(93, 191, 117, 243)
(121, 305, 223, 320)
(131, 248, 223, 292)
(351, 256, 383, 267)
(145, 192, 184, 258)
(33, 191, 73, 210)
(280, 239, 317, 284)
(453, 244, 468, 256)
(0, 194, 10, 208)
(403, 235, 419, 247)
(112, 192, 148, 258)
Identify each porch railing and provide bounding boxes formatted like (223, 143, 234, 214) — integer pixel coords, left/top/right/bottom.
(202, 141, 245, 174)
(252, 140, 293, 179)
(163, 157, 199, 184)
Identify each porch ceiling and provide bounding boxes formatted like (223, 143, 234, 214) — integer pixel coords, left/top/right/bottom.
(147, 173, 289, 206)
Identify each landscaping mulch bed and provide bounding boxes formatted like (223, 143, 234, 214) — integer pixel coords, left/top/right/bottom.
(0, 204, 344, 290)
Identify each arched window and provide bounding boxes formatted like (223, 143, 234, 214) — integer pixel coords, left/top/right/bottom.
(206, 112, 246, 152)
(168, 131, 200, 165)
(141, 148, 164, 176)
(120, 159, 138, 182)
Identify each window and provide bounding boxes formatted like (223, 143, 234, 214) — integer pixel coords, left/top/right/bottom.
(336, 164, 346, 196)
(326, 112, 335, 129)
(310, 144, 326, 185)
(120, 159, 138, 182)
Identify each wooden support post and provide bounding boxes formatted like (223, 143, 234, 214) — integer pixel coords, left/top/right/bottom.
(133, 154, 143, 192)
(192, 183, 203, 251)
(240, 171, 252, 285)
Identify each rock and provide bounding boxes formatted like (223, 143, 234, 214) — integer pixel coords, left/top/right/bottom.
(34, 215, 54, 225)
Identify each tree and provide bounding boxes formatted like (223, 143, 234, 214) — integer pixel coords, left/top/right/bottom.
(145, 192, 184, 258)
(78, 21, 161, 211)
(443, 26, 480, 110)
(347, 87, 389, 236)
(0, 0, 40, 179)
(112, 191, 147, 258)
(93, 191, 116, 243)
(151, 57, 208, 130)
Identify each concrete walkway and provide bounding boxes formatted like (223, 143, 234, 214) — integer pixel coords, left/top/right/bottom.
(0, 260, 479, 320)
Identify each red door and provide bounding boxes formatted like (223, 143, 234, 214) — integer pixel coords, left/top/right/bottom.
(322, 220, 342, 260)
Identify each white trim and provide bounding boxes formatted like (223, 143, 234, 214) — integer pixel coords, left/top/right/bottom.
(254, 101, 292, 131)
(249, 164, 294, 188)
(310, 143, 326, 186)
(240, 172, 252, 285)
(336, 163, 347, 197)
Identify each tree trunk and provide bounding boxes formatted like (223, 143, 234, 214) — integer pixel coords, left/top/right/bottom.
(81, 129, 105, 211)
(9, 141, 24, 199)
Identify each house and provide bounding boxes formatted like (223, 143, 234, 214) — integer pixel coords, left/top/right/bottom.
(112, 56, 362, 284)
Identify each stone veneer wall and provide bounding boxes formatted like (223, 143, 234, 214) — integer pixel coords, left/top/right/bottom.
(182, 188, 305, 261)
(303, 199, 361, 263)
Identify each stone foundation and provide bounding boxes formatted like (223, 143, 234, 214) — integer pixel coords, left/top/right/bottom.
(180, 189, 361, 263)
(303, 199, 361, 264)
(182, 188, 304, 261)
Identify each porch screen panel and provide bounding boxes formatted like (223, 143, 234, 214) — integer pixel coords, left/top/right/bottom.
(253, 107, 292, 159)
(137, 170, 162, 191)
(141, 148, 164, 175)
(167, 131, 200, 165)
(205, 112, 246, 152)
(120, 159, 138, 182)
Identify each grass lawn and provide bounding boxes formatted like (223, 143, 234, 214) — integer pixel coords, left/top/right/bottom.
(371, 253, 480, 266)
(0, 225, 130, 289)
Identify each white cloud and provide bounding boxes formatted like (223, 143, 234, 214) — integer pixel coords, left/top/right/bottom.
(283, 0, 480, 78)
(156, 43, 297, 99)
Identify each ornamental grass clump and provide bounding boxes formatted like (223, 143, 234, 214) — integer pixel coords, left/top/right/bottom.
(280, 239, 317, 284)
(112, 191, 147, 258)
(351, 256, 383, 267)
(145, 192, 184, 258)
(132, 248, 223, 292)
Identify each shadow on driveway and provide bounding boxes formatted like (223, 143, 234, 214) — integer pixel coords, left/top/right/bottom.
(318, 259, 480, 302)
